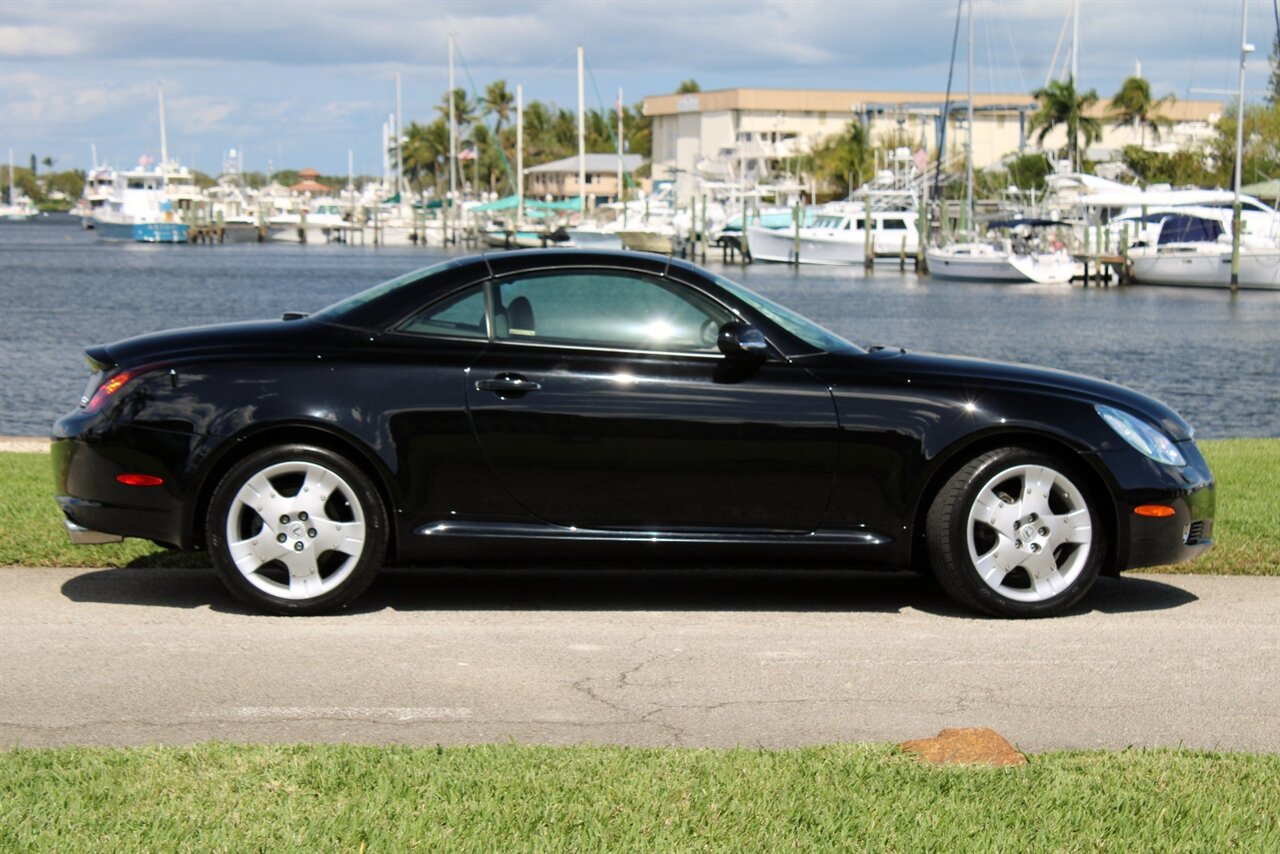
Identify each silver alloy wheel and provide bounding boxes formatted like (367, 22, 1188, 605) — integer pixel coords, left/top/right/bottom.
(223, 460, 367, 601)
(964, 463, 1093, 603)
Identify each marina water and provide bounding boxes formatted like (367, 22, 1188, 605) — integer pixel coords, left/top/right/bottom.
(2, 215, 1277, 438)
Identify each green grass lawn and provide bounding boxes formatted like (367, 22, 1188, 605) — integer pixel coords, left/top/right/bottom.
(2, 744, 1277, 851)
(3, 438, 1275, 573)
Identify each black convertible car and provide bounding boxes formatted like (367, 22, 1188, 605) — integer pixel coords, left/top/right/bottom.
(53, 250, 1214, 617)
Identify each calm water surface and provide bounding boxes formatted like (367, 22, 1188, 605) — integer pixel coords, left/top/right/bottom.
(2, 216, 1277, 437)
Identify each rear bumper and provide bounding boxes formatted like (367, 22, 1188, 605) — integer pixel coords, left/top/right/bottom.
(62, 513, 124, 544)
(51, 418, 205, 548)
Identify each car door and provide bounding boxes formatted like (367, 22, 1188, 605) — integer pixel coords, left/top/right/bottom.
(465, 268, 840, 532)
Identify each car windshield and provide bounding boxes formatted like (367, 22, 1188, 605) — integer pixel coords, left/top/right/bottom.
(312, 260, 458, 322)
(713, 274, 863, 355)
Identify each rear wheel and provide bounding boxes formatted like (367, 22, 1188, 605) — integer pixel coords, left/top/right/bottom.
(927, 447, 1104, 617)
(206, 445, 387, 615)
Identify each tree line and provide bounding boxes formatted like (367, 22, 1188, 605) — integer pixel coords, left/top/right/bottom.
(808, 61, 1280, 201)
(398, 81, 652, 197)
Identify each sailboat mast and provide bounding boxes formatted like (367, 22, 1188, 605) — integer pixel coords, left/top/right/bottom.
(1071, 0, 1080, 171)
(448, 34, 457, 203)
(158, 85, 168, 180)
(577, 46, 586, 214)
(1071, 0, 1079, 82)
(517, 83, 524, 224)
(382, 121, 390, 187)
(965, 0, 974, 234)
(395, 71, 404, 198)
(1231, 0, 1252, 290)
(617, 87, 624, 207)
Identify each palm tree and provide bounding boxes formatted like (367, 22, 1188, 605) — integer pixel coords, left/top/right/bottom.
(1109, 76, 1174, 147)
(402, 119, 449, 193)
(625, 101, 652, 158)
(523, 101, 554, 160)
(436, 88, 478, 134)
(810, 121, 871, 197)
(1028, 76, 1102, 169)
(482, 80, 515, 136)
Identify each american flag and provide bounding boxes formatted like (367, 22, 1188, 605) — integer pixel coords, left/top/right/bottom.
(913, 149, 928, 173)
(457, 148, 477, 162)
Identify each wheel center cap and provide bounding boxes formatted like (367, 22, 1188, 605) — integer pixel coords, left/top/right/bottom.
(1021, 524, 1038, 542)
(289, 522, 305, 539)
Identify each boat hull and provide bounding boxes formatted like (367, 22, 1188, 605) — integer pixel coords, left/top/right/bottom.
(93, 220, 190, 243)
(1131, 248, 1280, 290)
(925, 247, 1077, 284)
(747, 225, 918, 265)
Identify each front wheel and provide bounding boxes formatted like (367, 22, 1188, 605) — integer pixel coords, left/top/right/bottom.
(206, 445, 387, 615)
(927, 447, 1105, 617)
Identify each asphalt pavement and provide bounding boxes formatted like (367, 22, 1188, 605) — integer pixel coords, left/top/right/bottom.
(2, 566, 1277, 752)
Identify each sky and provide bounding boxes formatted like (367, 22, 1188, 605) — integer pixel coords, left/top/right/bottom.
(0, 0, 1271, 177)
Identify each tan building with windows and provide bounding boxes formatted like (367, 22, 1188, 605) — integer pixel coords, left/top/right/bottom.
(525, 153, 647, 204)
(643, 87, 1223, 202)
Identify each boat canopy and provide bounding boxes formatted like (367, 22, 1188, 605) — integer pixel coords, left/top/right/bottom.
(470, 195, 583, 213)
(1157, 214, 1224, 245)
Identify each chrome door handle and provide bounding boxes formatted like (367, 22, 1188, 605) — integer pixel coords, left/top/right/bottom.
(475, 375, 541, 394)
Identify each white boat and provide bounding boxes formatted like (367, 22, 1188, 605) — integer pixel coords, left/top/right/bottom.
(0, 193, 38, 221)
(746, 204, 920, 265)
(268, 197, 348, 243)
(72, 166, 117, 228)
(92, 161, 189, 243)
(568, 185, 678, 251)
(928, 216, 1082, 284)
(565, 224, 624, 250)
(2, 149, 38, 221)
(1128, 213, 1280, 290)
(927, 240, 1077, 284)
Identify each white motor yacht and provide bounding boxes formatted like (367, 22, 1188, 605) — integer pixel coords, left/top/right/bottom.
(746, 204, 919, 266)
(1128, 213, 1279, 290)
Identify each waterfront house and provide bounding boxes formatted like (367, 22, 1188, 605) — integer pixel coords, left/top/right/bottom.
(525, 154, 647, 205)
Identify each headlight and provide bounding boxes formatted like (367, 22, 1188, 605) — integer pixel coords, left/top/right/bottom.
(1096, 405, 1186, 466)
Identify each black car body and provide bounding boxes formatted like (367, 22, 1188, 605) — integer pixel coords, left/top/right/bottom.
(53, 250, 1215, 616)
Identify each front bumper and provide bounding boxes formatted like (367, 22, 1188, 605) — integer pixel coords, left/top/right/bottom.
(1100, 440, 1216, 571)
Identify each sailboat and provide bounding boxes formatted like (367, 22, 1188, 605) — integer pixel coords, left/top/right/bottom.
(1, 149, 38, 221)
(1125, 2, 1279, 292)
(926, 0, 1076, 284)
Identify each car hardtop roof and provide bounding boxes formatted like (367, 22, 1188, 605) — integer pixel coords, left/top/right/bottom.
(455, 248, 698, 280)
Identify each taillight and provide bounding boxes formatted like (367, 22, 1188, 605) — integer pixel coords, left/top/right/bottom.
(83, 369, 137, 414)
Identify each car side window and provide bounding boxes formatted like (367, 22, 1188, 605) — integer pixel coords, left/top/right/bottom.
(398, 285, 487, 339)
(493, 272, 731, 353)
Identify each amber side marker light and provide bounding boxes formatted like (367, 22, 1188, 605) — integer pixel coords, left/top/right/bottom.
(116, 474, 164, 487)
(1134, 505, 1176, 518)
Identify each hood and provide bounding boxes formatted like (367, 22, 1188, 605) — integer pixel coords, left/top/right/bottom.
(821, 348, 1194, 441)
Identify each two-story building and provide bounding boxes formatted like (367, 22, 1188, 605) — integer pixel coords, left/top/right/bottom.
(525, 153, 647, 204)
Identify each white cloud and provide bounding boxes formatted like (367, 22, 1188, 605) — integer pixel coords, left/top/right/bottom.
(0, 24, 82, 58)
(0, 0, 1266, 173)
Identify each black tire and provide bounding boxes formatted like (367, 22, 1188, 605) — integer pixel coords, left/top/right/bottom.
(206, 444, 387, 615)
(926, 447, 1105, 618)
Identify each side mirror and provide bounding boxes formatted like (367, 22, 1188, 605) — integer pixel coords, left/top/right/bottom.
(717, 321, 769, 360)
